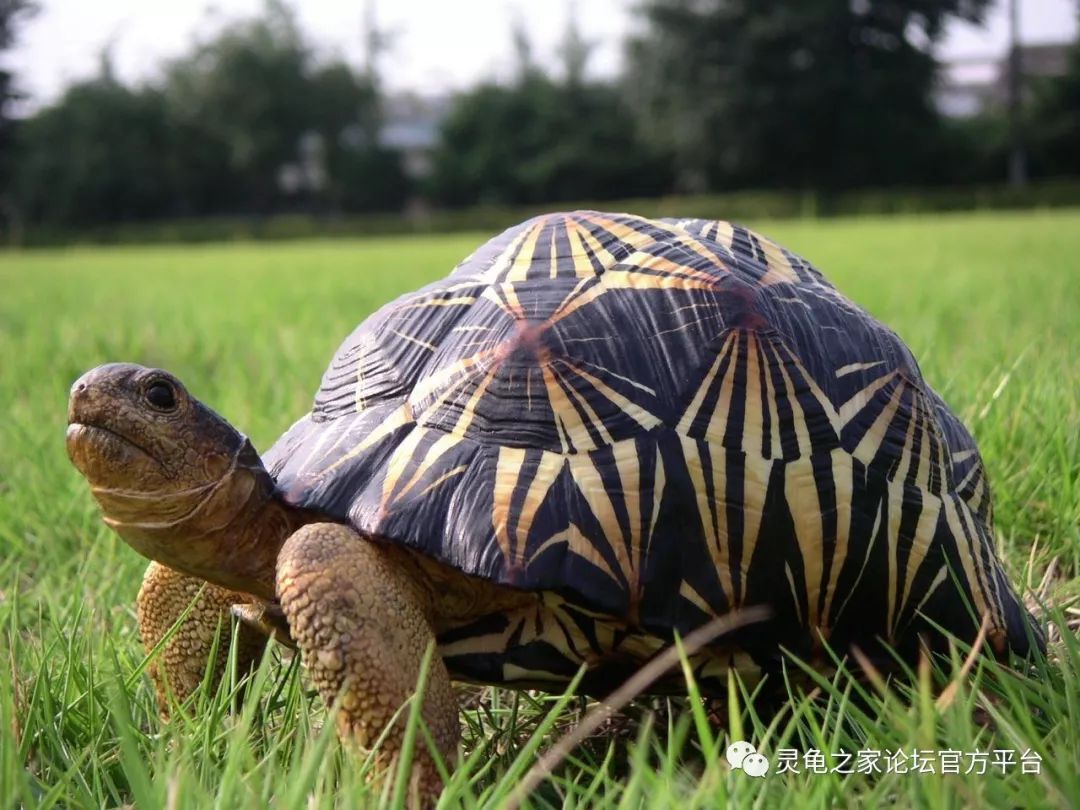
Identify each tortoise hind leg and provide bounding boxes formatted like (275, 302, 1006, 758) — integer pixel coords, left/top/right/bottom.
(276, 523, 459, 807)
(136, 562, 268, 716)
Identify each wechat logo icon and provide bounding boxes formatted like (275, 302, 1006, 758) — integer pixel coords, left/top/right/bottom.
(726, 740, 770, 778)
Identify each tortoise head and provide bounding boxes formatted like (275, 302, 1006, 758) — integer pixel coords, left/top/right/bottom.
(66, 363, 280, 593)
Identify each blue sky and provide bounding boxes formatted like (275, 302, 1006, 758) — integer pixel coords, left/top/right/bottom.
(8, 0, 1078, 107)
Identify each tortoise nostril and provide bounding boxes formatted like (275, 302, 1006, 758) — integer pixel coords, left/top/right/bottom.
(70, 378, 92, 404)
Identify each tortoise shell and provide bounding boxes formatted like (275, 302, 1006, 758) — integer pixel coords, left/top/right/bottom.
(266, 211, 1039, 687)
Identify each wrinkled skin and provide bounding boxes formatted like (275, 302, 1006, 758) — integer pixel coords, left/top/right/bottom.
(66, 363, 289, 598)
(67, 364, 460, 806)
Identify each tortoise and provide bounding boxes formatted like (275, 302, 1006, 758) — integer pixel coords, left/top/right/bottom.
(66, 211, 1041, 801)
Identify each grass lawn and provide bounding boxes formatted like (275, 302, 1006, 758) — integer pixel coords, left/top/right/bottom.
(1, 210, 1077, 808)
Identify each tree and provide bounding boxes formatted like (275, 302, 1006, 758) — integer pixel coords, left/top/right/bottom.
(160, 0, 407, 214)
(162, 0, 315, 213)
(429, 23, 671, 206)
(558, 4, 591, 88)
(0, 0, 38, 233)
(430, 75, 671, 207)
(626, 0, 993, 192)
(14, 75, 177, 226)
(0, 0, 36, 161)
(305, 63, 409, 212)
(12, 0, 409, 227)
(1028, 39, 1080, 178)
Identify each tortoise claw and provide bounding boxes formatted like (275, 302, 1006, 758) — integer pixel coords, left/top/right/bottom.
(231, 602, 296, 648)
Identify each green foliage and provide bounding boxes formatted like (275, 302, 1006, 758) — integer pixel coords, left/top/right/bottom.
(0, 0, 38, 221)
(160, 0, 314, 213)
(14, 78, 176, 225)
(429, 76, 671, 207)
(0, 0, 38, 127)
(10, 1, 408, 227)
(430, 21, 671, 207)
(303, 64, 408, 213)
(4, 0, 1080, 235)
(0, 212, 1078, 807)
(626, 0, 993, 192)
(1028, 41, 1080, 179)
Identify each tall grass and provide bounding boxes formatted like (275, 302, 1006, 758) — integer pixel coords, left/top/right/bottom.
(1, 210, 1077, 807)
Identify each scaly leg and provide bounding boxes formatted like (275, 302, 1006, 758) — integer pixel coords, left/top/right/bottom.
(136, 561, 268, 716)
(276, 523, 459, 807)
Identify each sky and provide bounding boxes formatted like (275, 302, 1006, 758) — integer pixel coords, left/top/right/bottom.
(7, 0, 1079, 108)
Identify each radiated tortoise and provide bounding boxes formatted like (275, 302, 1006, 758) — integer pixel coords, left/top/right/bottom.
(66, 211, 1041, 803)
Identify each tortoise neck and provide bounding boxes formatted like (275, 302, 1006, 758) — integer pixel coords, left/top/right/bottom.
(103, 459, 311, 602)
(220, 490, 312, 602)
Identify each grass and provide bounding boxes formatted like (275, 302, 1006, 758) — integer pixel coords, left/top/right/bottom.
(1, 209, 1078, 808)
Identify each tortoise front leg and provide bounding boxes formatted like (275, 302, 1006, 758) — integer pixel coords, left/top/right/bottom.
(276, 523, 459, 807)
(136, 562, 268, 716)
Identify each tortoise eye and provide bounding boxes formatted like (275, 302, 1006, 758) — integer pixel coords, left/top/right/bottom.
(145, 381, 177, 411)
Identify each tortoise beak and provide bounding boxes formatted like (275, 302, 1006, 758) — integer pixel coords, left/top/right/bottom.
(68, 373, 92, 425)
(65, 364, 165, 474)
(67, 363, 143, 426)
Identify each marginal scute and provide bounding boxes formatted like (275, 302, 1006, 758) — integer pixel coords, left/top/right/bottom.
(264, 210, 1039, 689)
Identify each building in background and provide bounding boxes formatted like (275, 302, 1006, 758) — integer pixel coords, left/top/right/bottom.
(378, 93, 452, 180)
(938, 40, 1073, 117)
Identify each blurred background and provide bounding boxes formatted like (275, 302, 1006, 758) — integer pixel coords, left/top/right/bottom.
(1, 0, 1078, 245)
